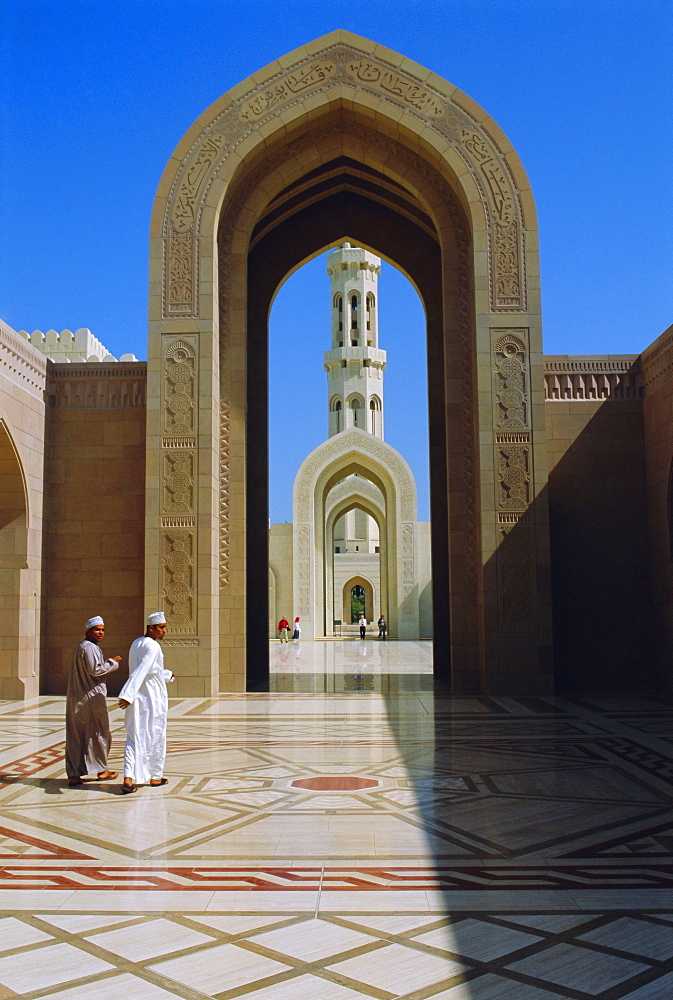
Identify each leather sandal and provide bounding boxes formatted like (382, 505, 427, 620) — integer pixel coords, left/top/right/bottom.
(150, 778, 168, 786)
(120, 782, 137, 794)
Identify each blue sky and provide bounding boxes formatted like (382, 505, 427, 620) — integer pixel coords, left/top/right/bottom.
(2, 0, 671, 521)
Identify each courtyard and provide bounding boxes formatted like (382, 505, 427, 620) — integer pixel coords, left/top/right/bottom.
(0, 643, 671, 998)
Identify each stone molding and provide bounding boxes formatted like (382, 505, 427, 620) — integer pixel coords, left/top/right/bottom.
(48, 363, 147, 408)
(640, 332, 673, 394)
(543, 357, 642, 401)
(162, 33, 527, 318)
(0, 323, 48, 399)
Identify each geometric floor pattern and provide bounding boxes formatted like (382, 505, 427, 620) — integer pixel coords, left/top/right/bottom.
(0, 640, 671, 998)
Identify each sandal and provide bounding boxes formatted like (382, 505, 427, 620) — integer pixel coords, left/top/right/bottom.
(68, 777, 83, 787)
(150, 778, 168, 787)
(120, 783, 137, 794)
(96, 770, 118, 781)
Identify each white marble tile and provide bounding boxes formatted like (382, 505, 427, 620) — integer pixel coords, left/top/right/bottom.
(429, 974, 564, 998)
(252, 917, 379, 961)
(206, 891, 319, 911)
(0, 915, 55, 951)
(0, 941, 114, 992)
(89, 916, 216, 961)
(326, 941, 465, 992)
(244, 972, 370, 998)
(187, 914, 293, 934)
(507, 942, 650, 992)
(619, 972, 673, 999)
(578, 916, 673, 961)
(150, 942, 292, 993)
(415, 919, 543, 961)
(38, 913, 137, 933)
(56, 890, 215, 911)
(39, 971, 186, 999)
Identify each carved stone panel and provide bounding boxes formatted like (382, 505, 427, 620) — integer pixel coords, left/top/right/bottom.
(162, 529, 196, 634)
(161, 337, 198, 634)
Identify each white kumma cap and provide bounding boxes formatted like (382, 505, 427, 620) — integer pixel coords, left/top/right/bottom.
(86, 616, 104, 629)
(147, 611, 167, 625)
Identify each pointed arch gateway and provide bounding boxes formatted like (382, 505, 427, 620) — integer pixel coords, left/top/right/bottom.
(148, 30, 553, 696)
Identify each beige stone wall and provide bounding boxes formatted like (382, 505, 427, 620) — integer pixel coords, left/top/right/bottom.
(43, 364, 147, 694)
(641, 327, 673, 696)
(0, 320, 48, 698)
(544, 356, 652, 691)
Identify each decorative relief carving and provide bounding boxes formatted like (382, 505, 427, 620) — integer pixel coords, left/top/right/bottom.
(494, 333, 528, 429)
(162, 451, 195, 514)
(164, 39, 527, 319)
(162, 338, 198, 631)
(219, 400, 230, 588)
(296, 524, 310, 616)
(50, 367, 146, 408)
(460, 129, 524, 310)
(162, 529, 196, 633)
(166, 232, 197, 316)
(241, 62, 336, 121)
(345, 59, 443, 116)
(401, 524, 414, 599)
(171, 136, 226, 234)
(544, 359, 642, 400)
(163, 340, 196, 437)
(498, 446, 530, 511)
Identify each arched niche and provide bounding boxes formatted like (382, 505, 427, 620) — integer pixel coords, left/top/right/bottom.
(148, 30, 553, 696)
(0, 421, 33, 698)
(343, 576, 375, 626)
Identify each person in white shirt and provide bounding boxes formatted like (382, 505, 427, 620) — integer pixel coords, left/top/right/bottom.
(118, 611, 174, 794)
(359, 615, 367, 640)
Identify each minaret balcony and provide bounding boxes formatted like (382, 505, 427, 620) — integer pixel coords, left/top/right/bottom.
(323, 346, 387, 370)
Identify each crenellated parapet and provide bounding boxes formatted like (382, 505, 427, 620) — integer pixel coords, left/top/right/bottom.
(544, 357, 642, 401)
(16, 327, 138, 364)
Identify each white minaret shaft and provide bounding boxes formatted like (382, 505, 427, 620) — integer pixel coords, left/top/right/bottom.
(324, 243, 386, 439)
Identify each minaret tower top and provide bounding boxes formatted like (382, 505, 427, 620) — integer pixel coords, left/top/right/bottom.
(324, 243, 386, 439)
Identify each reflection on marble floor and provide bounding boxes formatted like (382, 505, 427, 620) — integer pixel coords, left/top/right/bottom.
(0, 645, 671, 997)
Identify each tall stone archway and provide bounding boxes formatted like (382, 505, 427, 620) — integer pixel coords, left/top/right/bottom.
(148, 30, 553, 696)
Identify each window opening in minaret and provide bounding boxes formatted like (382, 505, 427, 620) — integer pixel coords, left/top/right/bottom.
(351, 294, 358, 329)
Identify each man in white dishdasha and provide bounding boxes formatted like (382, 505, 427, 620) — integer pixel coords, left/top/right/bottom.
(65, 615, 121, 787)
(118, 612, 174, 794)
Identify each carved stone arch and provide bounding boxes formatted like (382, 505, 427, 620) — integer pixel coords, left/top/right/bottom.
(292, 429, 417, 641)
(147, 30, 552, 696)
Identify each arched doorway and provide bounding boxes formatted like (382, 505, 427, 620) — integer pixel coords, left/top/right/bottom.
(147, 30, 553, 696)
(343, 577, 374, 625)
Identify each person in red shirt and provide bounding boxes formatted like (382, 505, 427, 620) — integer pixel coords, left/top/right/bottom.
(278, 617, 290, 642)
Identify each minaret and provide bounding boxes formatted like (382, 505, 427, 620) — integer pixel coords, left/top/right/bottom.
(324, 244, 386, 439)
(325, 244, 384, 556)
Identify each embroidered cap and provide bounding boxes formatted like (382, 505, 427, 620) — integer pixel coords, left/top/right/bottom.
(147, 611, 167, 626)
(85, 616, 104, 629)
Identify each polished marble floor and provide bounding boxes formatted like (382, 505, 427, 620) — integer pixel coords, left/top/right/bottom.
(0, 642, 672, 998)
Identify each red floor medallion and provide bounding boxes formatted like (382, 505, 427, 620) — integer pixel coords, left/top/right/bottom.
(290, 776, 379, 791)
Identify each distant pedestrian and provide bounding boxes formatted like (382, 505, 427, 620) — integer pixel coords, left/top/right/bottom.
(378, 615, 387, 639)
(278, 617, 290, 642)
(292, 617, 301, 642)
(359, 615, 367, 640)
(65, 616, 121, 787)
